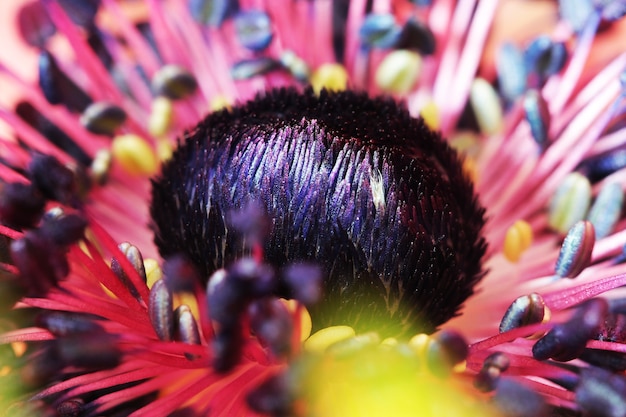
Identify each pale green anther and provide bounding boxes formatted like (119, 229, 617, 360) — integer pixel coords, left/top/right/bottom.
(548, 172, 592, 234)
(587, 181, 624, 239)
(470, 78, 503, 135)
(375, 50, 422, 94)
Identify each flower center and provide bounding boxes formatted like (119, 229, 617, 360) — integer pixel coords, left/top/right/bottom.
(150, 88, 486, 337)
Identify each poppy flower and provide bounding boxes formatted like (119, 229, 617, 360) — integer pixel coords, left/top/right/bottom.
(1, 1, 626, 416)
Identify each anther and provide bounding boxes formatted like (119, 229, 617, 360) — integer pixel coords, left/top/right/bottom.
(80, 102, 127, 136)
(587, 181, 623, 239)
(28, 154, 77, 205)
(148, 97, 173, 137)
(111, 134, 158, 176)
(149, 279, 174, 341)
(37, 311, 102, 337)
(470, 78, 503, 135)
(38, 50, 92, 112)
(474, 352, 510, 392)
(503, 220, 533, 263)
(231, 58, 281, 80)
(533, 298, 609, 362)
(523, 89, 550, 149)
(492, 378, 548, 417)
(310, 63, 349, 93)
(152, 65, 198, 100)
(548, 172, 592, 234)
(499, 293, 548, 333)
(396, 17, 436, 55)
(554, 220, 595, 279)
(375, 50, 422, 94)
(359, 14, 402, 49)
(234, 10, 274, 52)
(576, 367, 626, 417)
(425, 329, 468, 378)
(174, 305, 201, 345)
(0, 182, 46, 229)
(497, 43, 527, 103)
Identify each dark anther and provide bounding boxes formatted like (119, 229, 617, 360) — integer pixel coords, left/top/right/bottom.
(576, 367, 626, 417)
(228, 258, 276, 298)
(247, 372, 293, 417)
(0, 182, 45, 229)
(499, 293, 547, 333)
(174, 305, 201, 345)
(57, 0, 101, 28)
(36, 311, 102, 337)
(152, 65, 198, 100)
(55, 334, 121, 370)
(38, 50, 92, 112)
(396, 17, 436, 55)
(533, 298, 609, 362)
(10, 230, 69, 295)
(249, 298, 293, 358)
(426, 329, 469, 378)
(492, 378, 549, 417)
(580, 348, 626, 372)
(524, 36, 567, 87)
(57, 399, 84, 417)
(39, 213, 87, 246)
(17, 1, 55, 48)
(281, 263, 323, 306)
(28, 154, 77, 205)
(152, 88, 486, 337)
(16, 102, 93, 167)
(475, 352, 510, 392)
(80, 102, 127, 136)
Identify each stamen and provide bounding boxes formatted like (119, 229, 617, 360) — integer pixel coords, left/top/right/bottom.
(499, 293, 548, 333)
(149, 279, 174, 341)
(496, 42, 527, 103)
(548, 172, 592, 234)
(576, 366, 626, 417)
(304, 325, 356, 353)
(310, 63, 349, 93)
(0, 182, 45, 230)
(396, 17, 436, 55)
(587, 181, 624, 239)
(111, 134, 158, 176)
(503, 220, 533, 263)
(279, 50, 311, 82)
(188, 0, 237, 27)
(80, 102, 127, 136)
(523, 89, 551, 149)
(174, 305, 201, 345)
(231, 57, 281, 81)
(374, 50, 422, 94)
(151, 65, 198, 100)
(234, 10, 274, 52)
(148, 97, 174, 138)
(38, 50, 92, 112)
(554, 220, 595, 279)
(359, 13, 402, 49)
(470, 78, 503, 135)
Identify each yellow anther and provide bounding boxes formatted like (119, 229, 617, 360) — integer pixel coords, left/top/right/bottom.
(470, 78, 503, 135)
(210, 95, 232, 112)
(503, 220, 533, 262)
(111, 134, 158, 176)
(174, 292, 200, 319)
(453, 360, 467, 373)
(462, 157, 478, 184)
(420, 101, 440, 131)
(144, 258, 162, 288)
(304, 325, 355, 353)
(375, 50, 422, 95)
(408, 333, 430, 358)
(310, 63, 349, 94)
(156, 138, 173, 162)
(148, 96, 173, 137)
(548, 172, 592, 234)
(381, 337, 398, 346)
(90, 149, 112, 185)
(281, 299, 312, 342)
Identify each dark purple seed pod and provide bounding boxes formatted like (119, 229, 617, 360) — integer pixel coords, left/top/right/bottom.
(37, 311, 102, 337)
(0, 182, 46, 229)
(533, 298, 608, 362)
(28, 154, 77, 205)
(576, 367, 626, 417)
(281, 263, 323, 306)
(426, 329, 469, 377)
(38, 50, 92, 112)
(249, 298, 293, 358)
(246, 372, 293, 416)
(492, 378, 549, 417)
(151, 88, 486, 337)
(149, 279, 174, 341)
